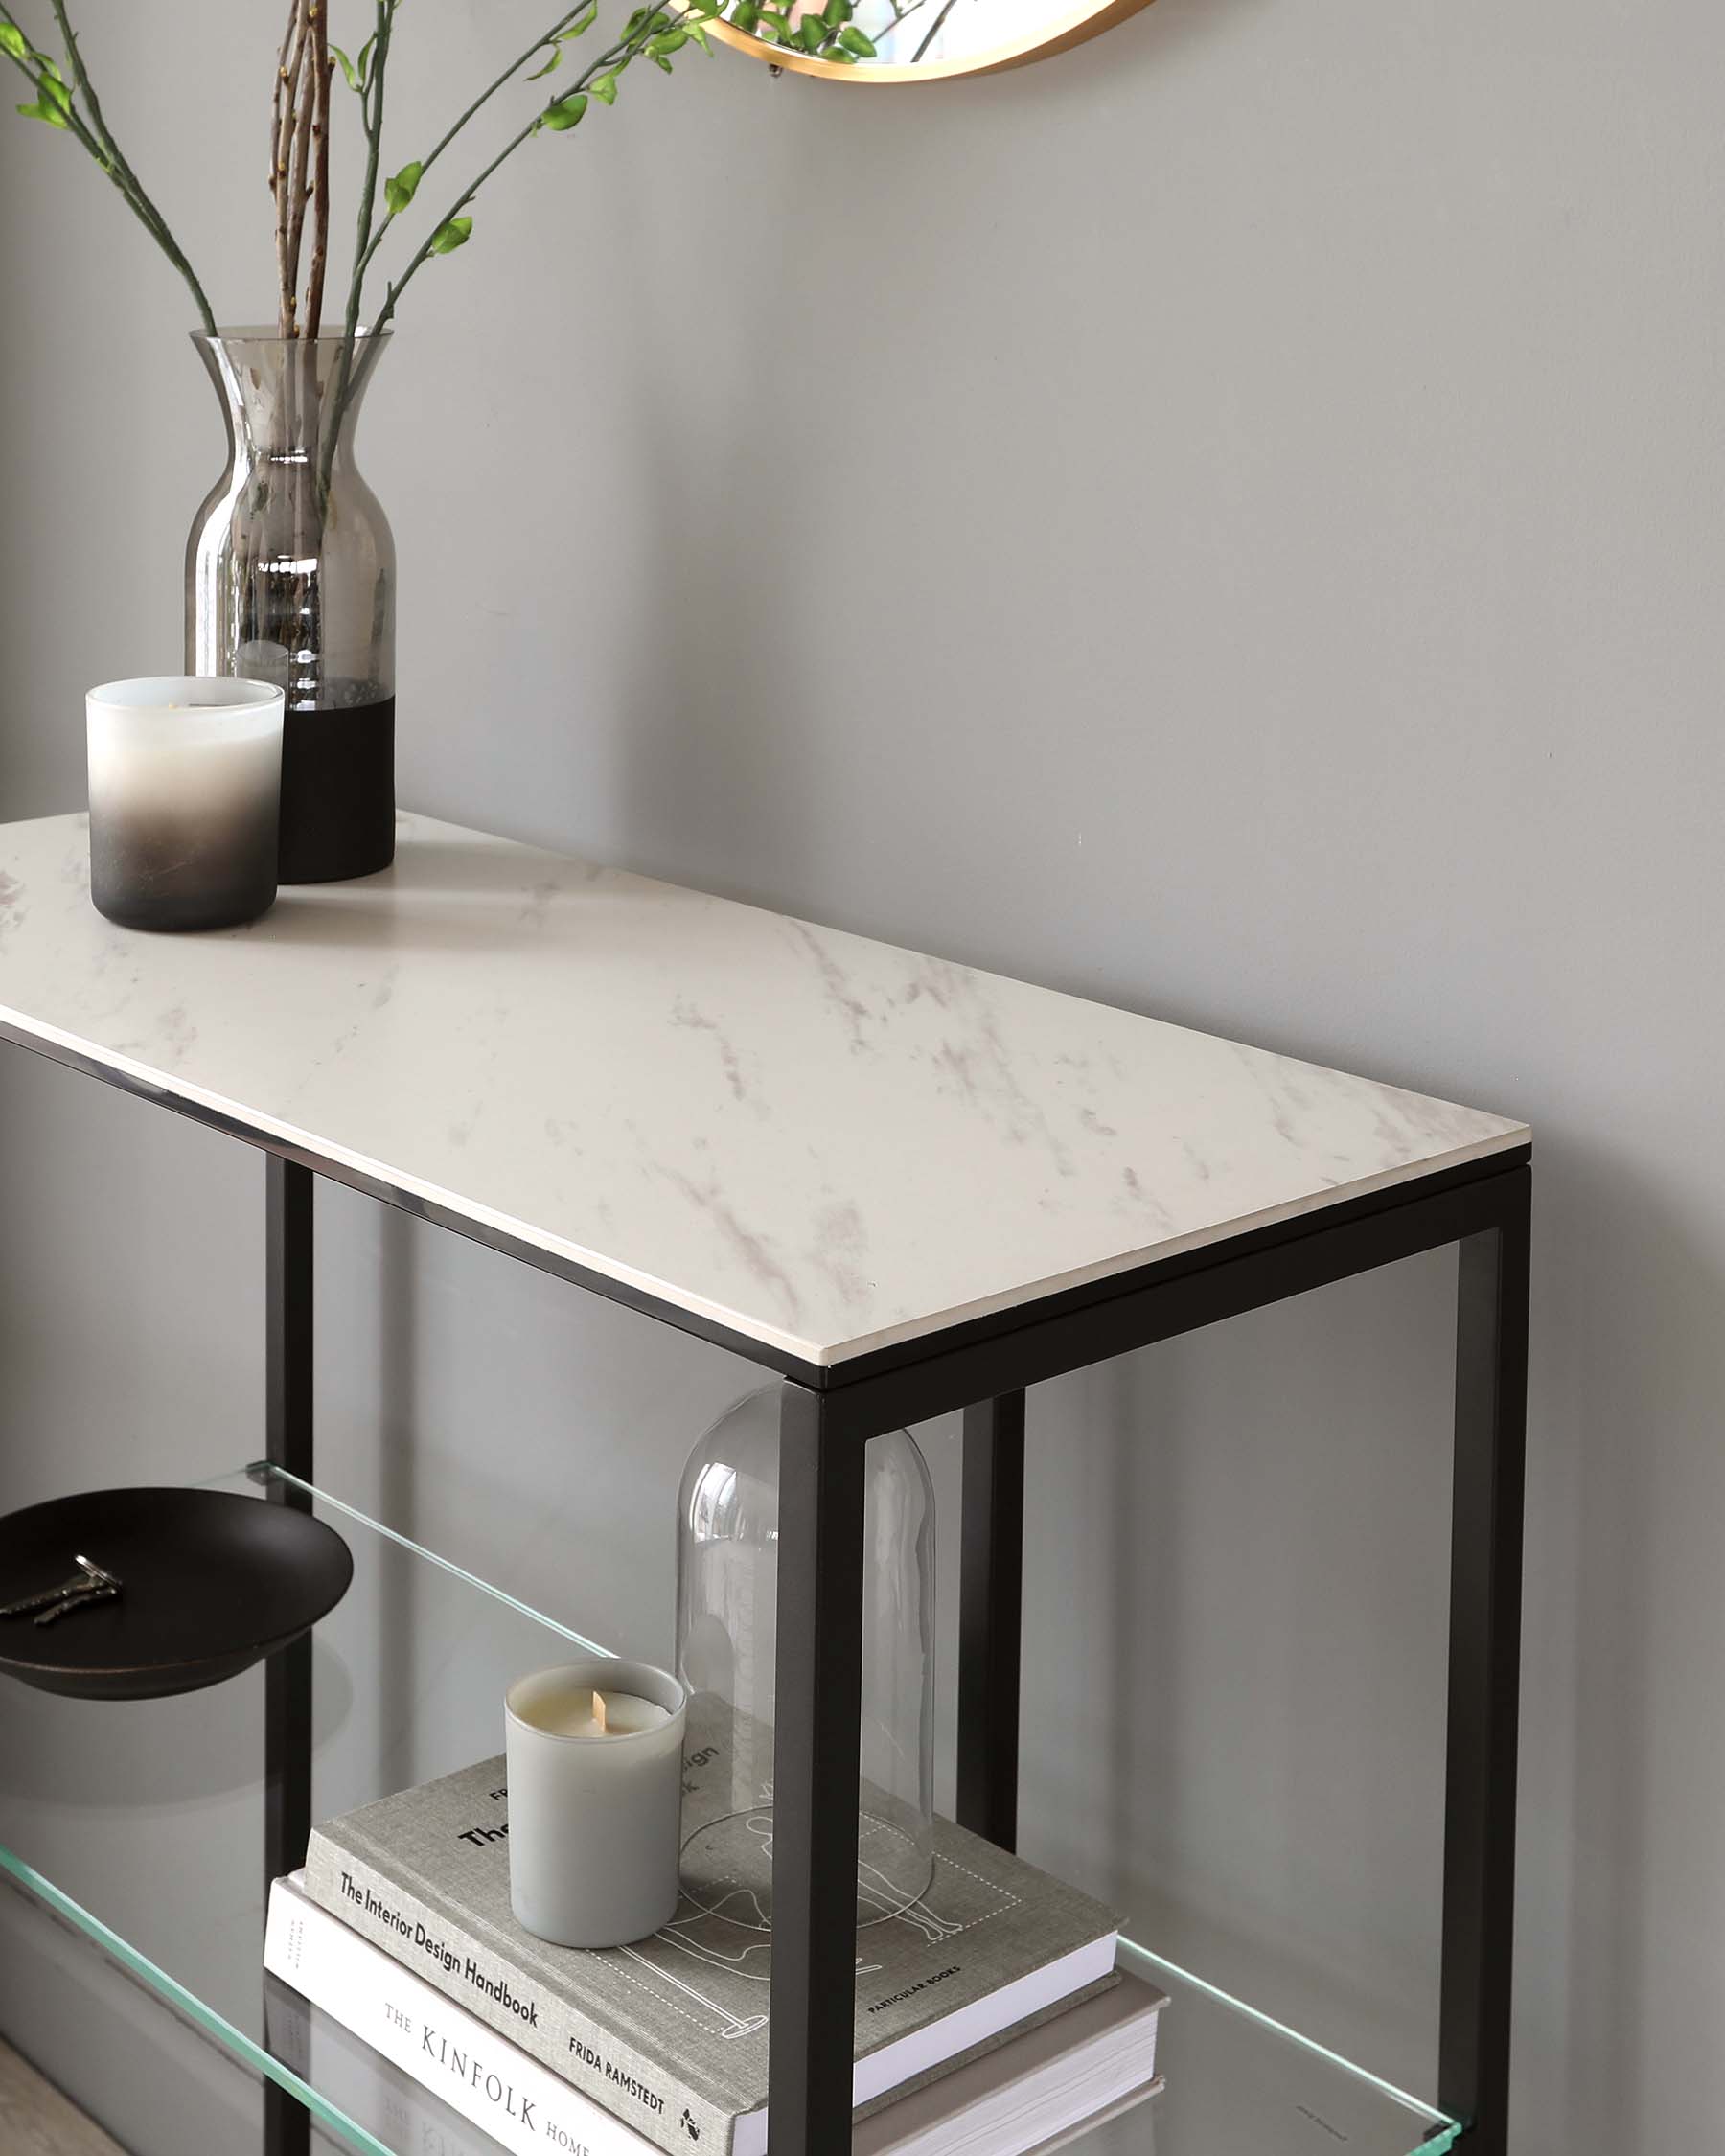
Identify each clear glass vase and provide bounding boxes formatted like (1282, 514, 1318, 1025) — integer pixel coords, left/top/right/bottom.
(185, 330, 396, 884)
(675, 1388, 937, 1932)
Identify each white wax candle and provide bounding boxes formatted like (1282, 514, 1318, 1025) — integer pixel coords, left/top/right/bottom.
(518, 1687, 673, 1740)
(505, 1658, 689, 1950)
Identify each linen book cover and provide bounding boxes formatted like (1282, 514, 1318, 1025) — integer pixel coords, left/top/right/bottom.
(266, 1873, 1163, 2156)
(303, 1735, 1117, 2156)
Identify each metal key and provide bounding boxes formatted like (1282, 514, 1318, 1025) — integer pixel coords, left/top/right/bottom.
(0, 1555, 121, 1620)
(34, 1582, 121, 1627)
(1, 1568, 97, 1619)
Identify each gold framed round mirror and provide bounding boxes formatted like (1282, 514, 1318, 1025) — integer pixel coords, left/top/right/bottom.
(708, 0, 1155, 81)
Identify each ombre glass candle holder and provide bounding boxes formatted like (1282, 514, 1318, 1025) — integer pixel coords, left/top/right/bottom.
(87, 677, 285, 932)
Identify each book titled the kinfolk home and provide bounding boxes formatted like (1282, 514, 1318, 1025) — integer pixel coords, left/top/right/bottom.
(303, 1749, 1119, 2156)
(265, 1875, 1166, 2156)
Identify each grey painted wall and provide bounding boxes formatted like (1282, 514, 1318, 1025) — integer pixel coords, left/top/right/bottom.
(2, 2, 1721, 2150)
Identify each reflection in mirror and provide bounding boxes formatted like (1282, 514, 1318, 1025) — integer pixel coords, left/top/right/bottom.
(715, 0, 1153, 80)
(862, 0, 1070, 64)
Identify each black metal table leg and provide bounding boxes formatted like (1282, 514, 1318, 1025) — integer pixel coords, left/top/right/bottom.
(957, 1393, 1025, 1851)
(264, 1155, 314, 2156)
(769, 1382, 867, 2156)
(1438, 1166, 1530, 2156)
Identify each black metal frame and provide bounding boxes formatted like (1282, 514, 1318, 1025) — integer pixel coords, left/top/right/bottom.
(264, 1156, 314, 2156)
(3, 1017, 1530, 2156)
(756, 1153, 1530, 2156)
(957, 1392, 1024, 1853)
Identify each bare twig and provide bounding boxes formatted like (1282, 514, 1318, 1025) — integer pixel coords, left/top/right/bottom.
(270, 0, 293, 211)
(273, 0, 310, 335)
(284, 33, 317, 325)
(304, 0, 331, 336)
(271, 0, 295, 332)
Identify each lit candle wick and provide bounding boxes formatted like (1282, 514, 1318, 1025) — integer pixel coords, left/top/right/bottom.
(592, 1688, 608, 1734)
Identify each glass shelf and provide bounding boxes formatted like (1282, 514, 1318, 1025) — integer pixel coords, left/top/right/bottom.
(0, 1469, 1460, 2156)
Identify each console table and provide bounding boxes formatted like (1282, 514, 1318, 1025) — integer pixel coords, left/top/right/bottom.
(0, 811, 1530, 2156)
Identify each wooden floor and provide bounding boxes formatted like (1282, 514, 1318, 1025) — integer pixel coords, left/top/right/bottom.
(0, 2041, 125, 2156)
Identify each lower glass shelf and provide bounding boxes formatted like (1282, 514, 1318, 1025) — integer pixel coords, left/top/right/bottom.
(0, 1468, 1460, 2156)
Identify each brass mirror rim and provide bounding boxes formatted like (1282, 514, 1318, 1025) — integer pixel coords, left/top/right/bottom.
(708, 0, 1154, 82)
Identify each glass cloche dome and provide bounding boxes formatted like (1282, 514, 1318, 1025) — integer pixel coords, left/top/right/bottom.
(676, 1387, 936, 1930)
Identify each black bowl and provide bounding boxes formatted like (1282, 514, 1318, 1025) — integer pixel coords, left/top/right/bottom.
(0, 1487, 353, 1701)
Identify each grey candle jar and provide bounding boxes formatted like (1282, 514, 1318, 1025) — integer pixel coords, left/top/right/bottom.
(505, 1659, 689, 1950)
(86, 677, 285, 931)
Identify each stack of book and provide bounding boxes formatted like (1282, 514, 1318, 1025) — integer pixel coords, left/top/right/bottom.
(265, 1747, 1163, 2156)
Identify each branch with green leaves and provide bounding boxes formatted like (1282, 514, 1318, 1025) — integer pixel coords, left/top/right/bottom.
(314, 0, 597, 488)
(1, 0, 216, 331)
(313, 0, 399, 511)
(4, 0, 891, 510)
(334, 0, 597, 310)
(370, 0, 728, 326)
(315, 0, 724, 497)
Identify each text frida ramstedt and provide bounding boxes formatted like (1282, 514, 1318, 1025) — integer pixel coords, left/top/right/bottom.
(336, 1869, 669, 2118)
(567, 2039, 665, 2114)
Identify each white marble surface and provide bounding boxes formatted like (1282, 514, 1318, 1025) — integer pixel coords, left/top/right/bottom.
(0, 814, 1528, 1366)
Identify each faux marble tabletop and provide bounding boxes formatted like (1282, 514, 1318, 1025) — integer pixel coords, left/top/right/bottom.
(0, 814, 1528, 1367)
